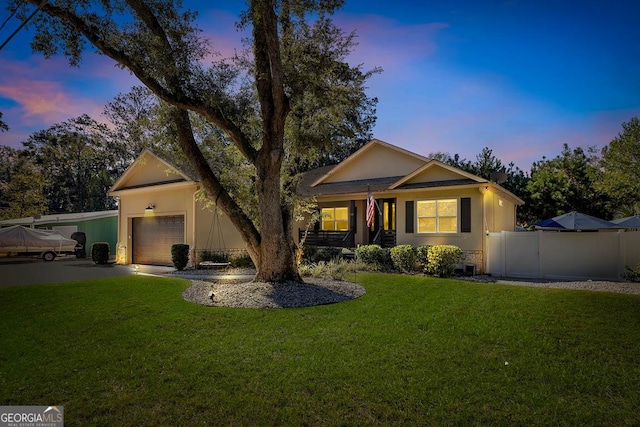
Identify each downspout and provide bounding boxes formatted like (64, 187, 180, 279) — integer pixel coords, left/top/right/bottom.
(114, 196, 123, 264)
(480, 185, 488, 274)
(192, 186, 198, 268)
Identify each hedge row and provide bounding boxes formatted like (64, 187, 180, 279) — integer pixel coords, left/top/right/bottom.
(300, 244, 464, 277)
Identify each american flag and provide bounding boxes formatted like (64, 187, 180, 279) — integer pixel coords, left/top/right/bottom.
(366, 191, 376, 227)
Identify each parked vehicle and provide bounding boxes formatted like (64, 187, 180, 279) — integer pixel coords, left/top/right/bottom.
(0, 225, 83, 261)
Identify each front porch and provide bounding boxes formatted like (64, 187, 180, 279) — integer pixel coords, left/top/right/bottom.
(299, 197, 397, 249)
(298, 229, 397, 248)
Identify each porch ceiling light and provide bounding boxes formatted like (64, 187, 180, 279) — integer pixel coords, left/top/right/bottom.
(146, 203, 155, 211)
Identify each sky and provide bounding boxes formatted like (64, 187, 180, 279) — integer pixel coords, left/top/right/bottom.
(0, 0, 639, 170)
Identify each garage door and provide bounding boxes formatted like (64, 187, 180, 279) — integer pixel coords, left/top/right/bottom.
(132, 215, 184, 265)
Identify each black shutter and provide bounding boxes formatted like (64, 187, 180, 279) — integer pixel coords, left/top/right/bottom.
(350, 200, 357, 231)
(461, 197, 471, 233)
(405, 201, 414, 233)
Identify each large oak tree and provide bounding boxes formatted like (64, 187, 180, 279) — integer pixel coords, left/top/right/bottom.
(14, 0, 378, 282)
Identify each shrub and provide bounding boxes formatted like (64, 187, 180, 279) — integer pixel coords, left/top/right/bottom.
(415, 245, 431, 270)
(200, 250, 229, 264)
(91, 242, 110, 265)
(171, 244, 190, 271)
(231, 253, 255, 268)
(426, 245, 463, 277)
(355, 244, 384, 266)
(299, 259, 354, 281)
(389, 245, 416, 273)
(301, 246, 343, 264)
(622, 264, 640, 282)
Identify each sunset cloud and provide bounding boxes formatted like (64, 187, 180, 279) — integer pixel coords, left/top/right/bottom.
(0, 0, 638, 172)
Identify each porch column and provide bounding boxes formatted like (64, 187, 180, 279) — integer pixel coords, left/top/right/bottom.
(349, 200, 356, 247)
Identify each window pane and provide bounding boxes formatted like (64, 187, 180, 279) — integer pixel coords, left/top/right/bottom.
(321, 221, 335, 231)
(335, 220, 349, 231)
(439, 217, 457, 233)
(438, 199, 457, 216)
(335, 207, 348, 221)
(417, 201, 436, 217)
(418, 217, 436, 233)
(321, 208, 334, 221)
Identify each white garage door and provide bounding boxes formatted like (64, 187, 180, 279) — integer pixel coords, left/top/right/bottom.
(132, 215, 185, 265)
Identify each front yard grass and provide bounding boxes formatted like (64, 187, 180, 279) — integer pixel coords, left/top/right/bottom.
(1, 273, 639, 426)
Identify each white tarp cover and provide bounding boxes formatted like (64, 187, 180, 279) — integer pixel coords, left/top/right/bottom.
(0, 225, 78, 248)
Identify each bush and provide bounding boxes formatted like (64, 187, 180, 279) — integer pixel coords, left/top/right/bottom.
(389, 245, 416, 273)
(171, 244, 190, 271)
(415, 245, 431, 270)
(355, 244, 384, 266)
(200, 250, 229, 264)
(302, 246, 343, 264)
(622, 264, 640, 282)
(426, 245, 463, 277)
(299, 259, 354, 281)
(231, 253, 254, 268)
(91, 242, 110, 265)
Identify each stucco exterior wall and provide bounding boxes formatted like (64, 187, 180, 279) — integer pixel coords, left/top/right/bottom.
(115, 184, 246, 265)
(484, 187, 517, 234)
(323, 146, 425, 183)
(116, 185, 195, 264)
(193, 201, 246, 262)
(396, 187, 484, 253)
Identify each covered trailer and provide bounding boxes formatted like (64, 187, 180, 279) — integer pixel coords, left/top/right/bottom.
(0, 225, 82, 261)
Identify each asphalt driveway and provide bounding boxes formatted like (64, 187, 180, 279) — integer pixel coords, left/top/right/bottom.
(0, 257, 172, 287)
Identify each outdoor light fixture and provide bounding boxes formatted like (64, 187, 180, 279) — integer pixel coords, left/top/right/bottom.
(145, 203, 155, 211)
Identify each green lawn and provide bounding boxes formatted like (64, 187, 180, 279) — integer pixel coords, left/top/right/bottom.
(1, 274, 639, 426)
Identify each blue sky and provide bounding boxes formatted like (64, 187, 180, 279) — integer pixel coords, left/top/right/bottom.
(0, 0, 638, 170)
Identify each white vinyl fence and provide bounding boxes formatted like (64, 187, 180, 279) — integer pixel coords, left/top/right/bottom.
(486, 230, 640, 281)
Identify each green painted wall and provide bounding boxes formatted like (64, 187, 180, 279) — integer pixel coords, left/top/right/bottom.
(78, 216, 118, 254)
(39, 216, 118, 256)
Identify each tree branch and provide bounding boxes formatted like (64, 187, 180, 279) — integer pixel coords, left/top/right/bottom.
(31, 0, 258, 163)
(171, 107, 261, 258)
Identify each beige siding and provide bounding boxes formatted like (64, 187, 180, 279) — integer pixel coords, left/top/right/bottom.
(123, 155, 186, 188)
(404, 165, 463, 184)
(115, 184, 244, 266)
(193, 201, 246, 261)
(323, 145, 425, 183)
(396, 188, 484, 253)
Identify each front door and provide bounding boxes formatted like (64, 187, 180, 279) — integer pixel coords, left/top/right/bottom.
(368, 198, 396, 246)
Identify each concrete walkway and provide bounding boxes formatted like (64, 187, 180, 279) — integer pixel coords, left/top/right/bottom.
(0, 256, 255, 287)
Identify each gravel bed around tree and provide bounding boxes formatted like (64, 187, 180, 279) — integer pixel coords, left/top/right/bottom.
(182, 278, 366, 308)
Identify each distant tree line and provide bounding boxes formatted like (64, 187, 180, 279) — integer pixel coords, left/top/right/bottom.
(1, 87, 639, 226)
(431, 117, 640, 226)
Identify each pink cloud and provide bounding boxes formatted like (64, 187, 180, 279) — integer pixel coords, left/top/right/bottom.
(335, 14, 449, 75)
(0, 78, 105, 126)
(197, 9, 248, 61)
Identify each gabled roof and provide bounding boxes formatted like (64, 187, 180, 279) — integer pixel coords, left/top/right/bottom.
(297, 140, 525, 205)
(108, 149, 196, 194)
(389, 159, 487, 190)
(312, 139, 430, 186)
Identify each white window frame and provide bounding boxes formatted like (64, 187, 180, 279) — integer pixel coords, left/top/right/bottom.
(320, 207, 349, 231)
(416, 198, 459, 234)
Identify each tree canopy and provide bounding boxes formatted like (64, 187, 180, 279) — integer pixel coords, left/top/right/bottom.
(595, 116, 640, 217)
(14, 0, 378, 281)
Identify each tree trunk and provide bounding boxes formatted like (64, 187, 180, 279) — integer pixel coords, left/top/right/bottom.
(172, 107, 301, 283)
(253, 148, 301, 283)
